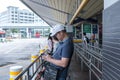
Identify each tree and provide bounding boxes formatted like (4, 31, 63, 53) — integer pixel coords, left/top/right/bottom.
(11, 28, 19, 33)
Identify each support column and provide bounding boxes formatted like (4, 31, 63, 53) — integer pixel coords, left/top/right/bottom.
(81, 60, 83, 71)
(26, 28, 29, 38)
(43, 28, 44, 37)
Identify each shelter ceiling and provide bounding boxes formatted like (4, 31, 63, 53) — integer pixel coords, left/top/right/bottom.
(20, 0, 103, 26)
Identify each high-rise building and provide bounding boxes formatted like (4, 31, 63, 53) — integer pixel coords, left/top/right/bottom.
(0, 6, 50, 38)
(0, 6, 45, 24)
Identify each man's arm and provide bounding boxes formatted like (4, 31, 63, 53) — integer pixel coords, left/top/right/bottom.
(43, 55, 69, 68)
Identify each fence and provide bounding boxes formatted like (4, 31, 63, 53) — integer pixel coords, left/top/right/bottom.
(15, 55, 44, 80)
(74, 43, 103, 80)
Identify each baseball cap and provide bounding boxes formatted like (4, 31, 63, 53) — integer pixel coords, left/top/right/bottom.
(51, 24, 65, 36)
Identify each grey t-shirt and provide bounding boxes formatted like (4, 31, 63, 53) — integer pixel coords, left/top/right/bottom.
(51, 37, 74, 77)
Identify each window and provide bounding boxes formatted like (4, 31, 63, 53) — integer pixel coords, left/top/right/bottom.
(25, 13, 27, 15)
(20, 13, 23, 14)
(20, 16, 23, 18)
(11, 11, 14, 13)
(11, 18, 14, 20)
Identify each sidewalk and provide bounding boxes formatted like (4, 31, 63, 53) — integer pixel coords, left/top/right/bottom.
(68, 53, 89, 80)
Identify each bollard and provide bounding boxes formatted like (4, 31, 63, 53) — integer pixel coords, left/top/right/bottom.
(10, 66, 23, 80)
(31, 54, 38, 62)
(39, 49, 45, 55)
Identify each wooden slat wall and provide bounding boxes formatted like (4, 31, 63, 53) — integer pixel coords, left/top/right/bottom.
(103, 0, 120, 80)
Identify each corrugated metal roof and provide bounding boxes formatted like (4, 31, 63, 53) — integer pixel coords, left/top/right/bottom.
(20, 0, 103, 26)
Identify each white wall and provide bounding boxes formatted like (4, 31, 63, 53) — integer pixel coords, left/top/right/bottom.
(104, 0, 119, 9)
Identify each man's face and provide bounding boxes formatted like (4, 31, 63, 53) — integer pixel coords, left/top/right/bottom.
(55, 31, 63, 41)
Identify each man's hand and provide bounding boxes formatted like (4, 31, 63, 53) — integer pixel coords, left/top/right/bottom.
(42, 55, 52, 62)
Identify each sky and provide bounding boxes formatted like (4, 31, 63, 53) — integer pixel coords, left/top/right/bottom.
(0, 0, 30, 13)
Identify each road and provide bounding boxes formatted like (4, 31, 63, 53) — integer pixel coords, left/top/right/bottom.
(0, 38, 47, 80)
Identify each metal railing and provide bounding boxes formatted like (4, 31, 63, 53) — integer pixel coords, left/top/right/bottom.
(74, 43, 103, 80)
(15, 43, 102, 80)
(15, 55, 44, 80)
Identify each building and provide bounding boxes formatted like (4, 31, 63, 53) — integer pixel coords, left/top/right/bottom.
(0, 6, 50, 38)
(0, 6, 45, 24)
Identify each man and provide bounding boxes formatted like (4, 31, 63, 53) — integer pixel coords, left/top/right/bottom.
(43, 24, 74, 80)
(83, 32, 89, 44)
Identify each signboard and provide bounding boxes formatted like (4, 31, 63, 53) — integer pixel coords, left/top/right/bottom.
(92, 25, 98, 34)
(83, 24, 91, 33)
(66, 25, 73, 32)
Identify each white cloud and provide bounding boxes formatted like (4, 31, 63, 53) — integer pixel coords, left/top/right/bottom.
(0, 0, 30, 13)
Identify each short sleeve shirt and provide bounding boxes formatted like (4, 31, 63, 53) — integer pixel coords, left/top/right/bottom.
(51, 37, 74, 77)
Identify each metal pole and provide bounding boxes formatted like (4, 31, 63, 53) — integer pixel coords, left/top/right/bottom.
(89, 56, 92, 80)
(81, 60, 83, 71)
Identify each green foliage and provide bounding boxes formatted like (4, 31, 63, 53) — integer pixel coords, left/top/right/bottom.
(11, 28, 19, 33)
